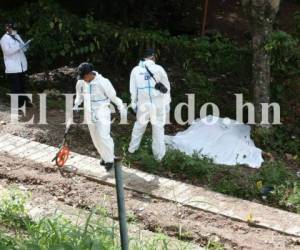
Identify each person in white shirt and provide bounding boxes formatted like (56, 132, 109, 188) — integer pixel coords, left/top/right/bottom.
(128, 49, 171, 160)
(73, 62, 126, 171)
(0, 21, 33, 108)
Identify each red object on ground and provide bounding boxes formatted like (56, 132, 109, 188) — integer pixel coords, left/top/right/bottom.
(55, 145, 70, 168)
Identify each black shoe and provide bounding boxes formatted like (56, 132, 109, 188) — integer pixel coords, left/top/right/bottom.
(100, 160, 114, 172)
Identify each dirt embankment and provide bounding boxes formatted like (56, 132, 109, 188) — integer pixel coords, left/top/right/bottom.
(0, 153, 299, 250)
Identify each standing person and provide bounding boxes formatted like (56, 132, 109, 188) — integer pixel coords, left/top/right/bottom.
(128, 48, 171, 160)
(73, 62, 126, 171)
(0, 21, 33, 108)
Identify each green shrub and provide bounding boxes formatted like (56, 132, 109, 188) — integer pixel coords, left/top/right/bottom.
(273, 181, 300, 212)
(0, 1, 249, 76)
(253, 161, 293, 187)
(162, 149, 216, 181)
(0, 0, 251, 121)
(0, 188, 31, 229)
(205, 240, 225, 250)
(183, 71, 214, 103)
(209, 168, 257, 199)
(287, 183, 300, 213)
(295, 11, 300, 37)
(265, 31, 299, 74)
(253, 126, 300, 156)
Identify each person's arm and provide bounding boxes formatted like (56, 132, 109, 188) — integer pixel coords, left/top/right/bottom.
(16, 34, 29, 52)
(103, 79, 124, 111)
(73, 80, 84, 109)
(0, 36, 21, 56)
(129, 69, 138, 110)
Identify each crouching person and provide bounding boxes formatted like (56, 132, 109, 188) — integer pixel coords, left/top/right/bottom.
(73, 62, 126, 171)
(128, 49, 171, 161)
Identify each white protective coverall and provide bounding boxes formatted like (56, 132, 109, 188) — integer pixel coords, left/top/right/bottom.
(74, 71, 125, 163)
(0, 33, 28, 73)
(128, 59, 171, 160)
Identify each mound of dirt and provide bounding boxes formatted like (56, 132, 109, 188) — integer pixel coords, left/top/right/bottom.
(29, 66, 77, 92)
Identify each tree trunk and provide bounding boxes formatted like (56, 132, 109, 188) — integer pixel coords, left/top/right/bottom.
(244, 0, 281, 126)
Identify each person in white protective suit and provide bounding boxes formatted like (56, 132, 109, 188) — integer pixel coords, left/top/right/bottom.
(73, 63, 126, 171)
(128, 49, 171, 160)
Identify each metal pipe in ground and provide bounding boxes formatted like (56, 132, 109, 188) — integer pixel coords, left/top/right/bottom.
(114, 157, 129, 250)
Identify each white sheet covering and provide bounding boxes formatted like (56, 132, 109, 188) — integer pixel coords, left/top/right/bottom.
(165, 116, 264, 168)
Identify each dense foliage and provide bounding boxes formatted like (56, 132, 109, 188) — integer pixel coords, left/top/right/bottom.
(0, 0, 202, 35)
(0, 1, 298, 103)
(0, 1, 250, 116)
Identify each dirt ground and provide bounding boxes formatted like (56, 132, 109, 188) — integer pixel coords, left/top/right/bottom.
(0, 147, 300, 249)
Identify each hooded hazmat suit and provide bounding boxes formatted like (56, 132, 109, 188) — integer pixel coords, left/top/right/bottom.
(74, 71, 125, 163)
(128, 59, 171, 160)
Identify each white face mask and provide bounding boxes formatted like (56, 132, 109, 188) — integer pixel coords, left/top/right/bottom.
(11, 30, 17, 35)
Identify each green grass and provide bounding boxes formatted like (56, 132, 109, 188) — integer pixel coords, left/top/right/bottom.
(0, 188, 195, 250)
(205, 240, 225, 250)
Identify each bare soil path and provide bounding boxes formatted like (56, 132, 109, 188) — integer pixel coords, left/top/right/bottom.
(0, 153, 299, 250)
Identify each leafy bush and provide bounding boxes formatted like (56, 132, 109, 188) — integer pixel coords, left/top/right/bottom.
(0, 1, 249, 77)
(253, 126, 300, 156)
(287, 184, 300, 213)
(0, 188, 30, 228)
(183, 71, 214, 102)
(253, 161, 293, 187)
(162, 149, 216, 182)
(273, 181, 300, 213)
(0, 1, 104, 71)
(265, 31, 299, 75)
(295, 11, 300, 37)
(0, 0, 250, 122)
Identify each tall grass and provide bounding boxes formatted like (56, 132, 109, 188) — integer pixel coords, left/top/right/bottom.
(0, 188, 194, 250)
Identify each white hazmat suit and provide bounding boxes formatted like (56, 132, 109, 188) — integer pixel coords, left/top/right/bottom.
(74, 71, 125, 163)
(128, 59, 171, 160)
